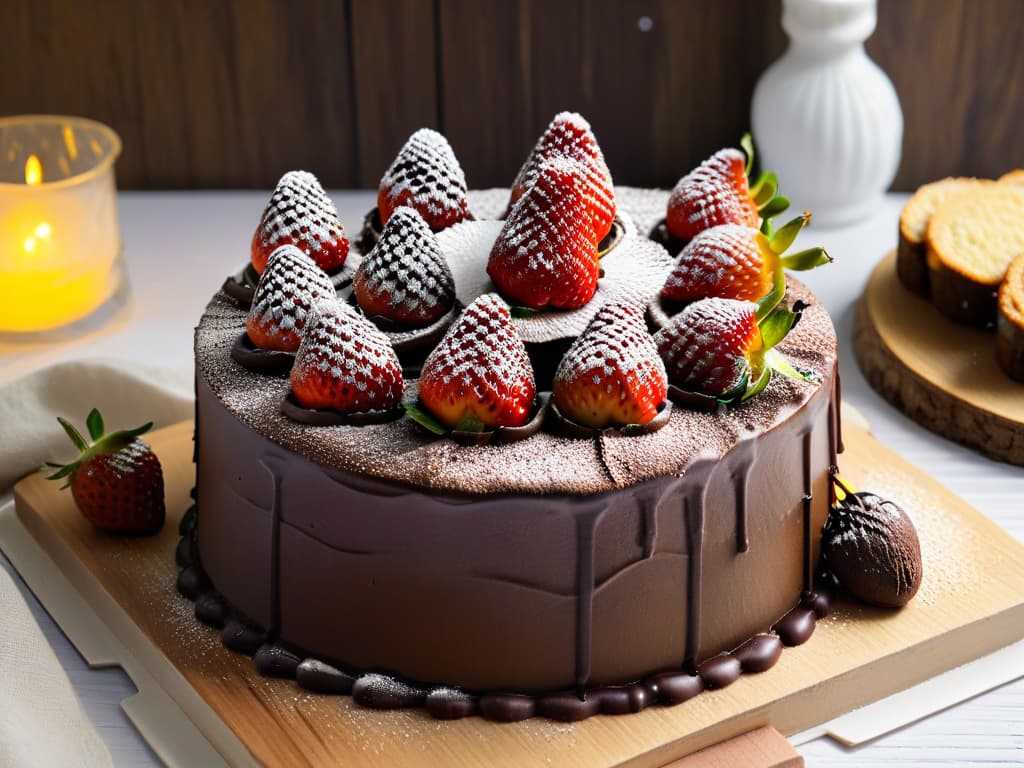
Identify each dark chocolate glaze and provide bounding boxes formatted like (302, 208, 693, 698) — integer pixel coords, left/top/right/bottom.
(547, 400, 671, 439)
(230, 332, 296, 373)
(186, 272, 841, 720)
(648, 219, 687, 257)
(177, 524, 831, 721)
(280, 393, 404, 428)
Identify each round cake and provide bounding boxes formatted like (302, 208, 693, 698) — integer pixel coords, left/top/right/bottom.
(180, 118, 842, 722)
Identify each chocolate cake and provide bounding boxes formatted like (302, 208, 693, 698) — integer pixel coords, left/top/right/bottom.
(181, 120, 844, 722)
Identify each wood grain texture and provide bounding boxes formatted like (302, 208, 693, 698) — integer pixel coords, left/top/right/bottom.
(853, 252, 1024, 466)
(665, 726, 802, 768)
(1, 1, 1023, 189)
(10, 419, 1024, 767)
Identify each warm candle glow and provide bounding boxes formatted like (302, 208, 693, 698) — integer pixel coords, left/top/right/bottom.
(24, 154, 42, 185)
(0, 116, 123, 333)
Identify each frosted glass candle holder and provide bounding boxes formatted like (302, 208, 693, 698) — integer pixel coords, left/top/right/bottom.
(0, 115, 124, 333)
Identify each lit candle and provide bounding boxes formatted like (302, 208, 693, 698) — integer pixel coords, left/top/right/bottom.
(0, 115, 123, 332)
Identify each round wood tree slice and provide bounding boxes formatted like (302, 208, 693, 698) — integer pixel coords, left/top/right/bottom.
(854, 251, 1024, 465)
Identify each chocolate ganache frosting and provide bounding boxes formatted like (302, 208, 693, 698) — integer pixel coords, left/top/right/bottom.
(190, 276, 840, 716)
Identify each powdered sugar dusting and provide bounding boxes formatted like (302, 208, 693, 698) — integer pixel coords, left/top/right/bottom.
(510, 111, 616, 239)
(247, 245, 336, 351)
(666, 149, 758, 240)
(354, 207, 456, 324)
(553, 302, 668, 426)
(489, 156, 599, 310)
(661, 224, 767, 303)
(654, 297, 760, 394)
(378, 129, 471, 231)
(257, 171, 348, 270)
(418, 293, 536, 427)
(290, 300, 404, 413)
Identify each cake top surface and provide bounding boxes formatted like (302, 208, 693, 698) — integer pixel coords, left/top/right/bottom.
(197, 189, 838, 498)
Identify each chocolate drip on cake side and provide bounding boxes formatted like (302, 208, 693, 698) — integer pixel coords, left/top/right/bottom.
(801, 430, 814, 592)
(575, 508, 603, 697)
(262, 458, 283, 636)
(730, 439, 758, 554)
(683, 487, 706, 665)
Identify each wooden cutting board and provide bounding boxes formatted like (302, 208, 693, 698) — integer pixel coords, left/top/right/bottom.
(8, 418, 1024, 767)
(854, 251, 1024, 465)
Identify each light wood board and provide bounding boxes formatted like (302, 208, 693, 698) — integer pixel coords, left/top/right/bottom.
(854, 251, 1024, 465)
(10, 419, 1024, 767)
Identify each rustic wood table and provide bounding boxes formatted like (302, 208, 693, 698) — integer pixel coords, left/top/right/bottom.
(1, 191, 1021, 767)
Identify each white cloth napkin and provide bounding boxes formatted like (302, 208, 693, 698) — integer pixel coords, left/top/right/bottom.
(0, 358, 193, 767)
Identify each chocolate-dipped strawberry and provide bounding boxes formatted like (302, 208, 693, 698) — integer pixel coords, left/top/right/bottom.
(488, 156, 599, 311)
(378, 128, 471, 231)
(509, 111, 616, 241)
(553, 301, 668, 430)
(823, 492, 922, 608)
(354, 206, 456, 328)
(288, 301, 404, 417)
(246, 245, 336, 352)
(413, 294, 537, 432)
(251, 171, 349, 275)
(654, 296, 814, 405)
(665, 135, 789, 243)
(659, 215, 830, 311)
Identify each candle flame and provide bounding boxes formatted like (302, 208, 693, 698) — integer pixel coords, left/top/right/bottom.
(25, 155, 42, 185)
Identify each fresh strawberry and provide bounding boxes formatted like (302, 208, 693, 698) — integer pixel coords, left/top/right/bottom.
(488, 156, 599, 311)
(553, 301, 667, 428)
(666, 135, 790, 242)
(290, 301, 404, 413)
(45, 409, 164, 534)
(251, 170, 349, 274)
(378, 128, 471, 231)
(246, 245, 336, 352)
(354, 206, 456, 327)
(415, 293, 536, 430)
(509, 111, 616, 241)
(660, 215, 830, 307)
(654, 296, 812, 401)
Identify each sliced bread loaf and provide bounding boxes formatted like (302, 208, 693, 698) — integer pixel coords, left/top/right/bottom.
(997, 253, 1024, 381)
(897, 178, 986, 295)
(926, 186, 1024, 327)
(999, 169, 1024, 187)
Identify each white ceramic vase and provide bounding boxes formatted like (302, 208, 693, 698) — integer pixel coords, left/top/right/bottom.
(751, 0, 902, 227)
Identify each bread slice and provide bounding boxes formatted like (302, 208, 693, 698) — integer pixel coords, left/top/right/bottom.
(897, 178, 986, 295)
(997, 253, 1024, 381)
(1000, 169, 1024, 187)
(926, 186, 1024, 327)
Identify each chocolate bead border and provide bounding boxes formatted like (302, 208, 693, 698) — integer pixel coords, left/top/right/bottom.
(175, 501, 832, 723)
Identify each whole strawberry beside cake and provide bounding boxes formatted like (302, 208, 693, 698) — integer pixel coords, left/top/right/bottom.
(183, 117, 849, 722)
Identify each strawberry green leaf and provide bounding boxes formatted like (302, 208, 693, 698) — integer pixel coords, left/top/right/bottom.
(755, 267, 787, 322)
(767, 212, 811, 255)
(751, 173, 778, 207)
(57, 417, 89, 453)
(741, 366, 773, 401)
(454, 415, 487, 433)
(759, 195, 791, 221)
(402, 401, 447, 435)
(44, 463, 76, 481)
(717, 369, 751, 405)
(765, 348, 818, 384)
(509, 305, 538, 319)
(86, 408, 104, 441)
(740, 133, 755, 177)
(759, 305, 798, 349)
(780, 247, 831, 271)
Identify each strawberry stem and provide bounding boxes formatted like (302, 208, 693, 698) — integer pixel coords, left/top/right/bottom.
(402, 401, 447, 435)
(741, 133, 755, 177)
(86, 408, 104, 441)
(764, 348, 818, 384)
(57, 417, 89, 453)
(767, 212, 811, 255)
(780, 247, 832, 271)
(759, 305, 799, 349)
(755, 267, 787, 322)
(741, 366, 772, 401)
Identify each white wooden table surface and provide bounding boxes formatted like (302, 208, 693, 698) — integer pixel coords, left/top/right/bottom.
(1, 191, 1022, 767)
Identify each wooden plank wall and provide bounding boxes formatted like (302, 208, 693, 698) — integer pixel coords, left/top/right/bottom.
(3, 0, 1022, 190)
